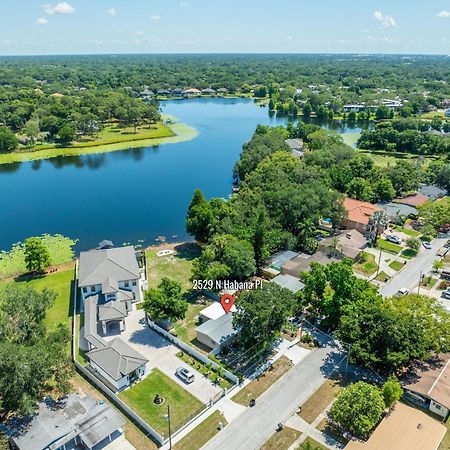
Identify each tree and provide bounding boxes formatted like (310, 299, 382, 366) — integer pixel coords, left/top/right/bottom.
(186, 189, 213, 242)
(23, 119, 40, 146)
(375, 105, 390, 120)
(432, 259, 444, 272)
(58, 123, 76, 144)
(142, 278, 188, 323)
(0, 127, 18, 153)
(382, 375, 403, 408)
(373, 178, 396, 202)
(233, 283, 294, 349)
(302, 102, 312, 117)
(329, 382, 385, 439)
(420, 224, 437, 240)
(24, 237, 51, 273)
(405, 237, 420, 252)
(347, 177, 374, 202)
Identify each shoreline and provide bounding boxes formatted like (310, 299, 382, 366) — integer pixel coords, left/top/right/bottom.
(0, 116, 198, 165)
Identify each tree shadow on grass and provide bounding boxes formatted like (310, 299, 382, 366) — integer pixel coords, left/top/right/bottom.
(174, 242, 201, 261)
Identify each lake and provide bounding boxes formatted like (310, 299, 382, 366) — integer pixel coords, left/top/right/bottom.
(0, 98, 362, 252)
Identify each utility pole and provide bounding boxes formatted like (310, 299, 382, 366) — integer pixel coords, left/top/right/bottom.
(165, 404, 172, 449)
(345, 344, 351, 379)
(376, 247, 383, 278)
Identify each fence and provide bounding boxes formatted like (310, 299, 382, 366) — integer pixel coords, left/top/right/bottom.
(71, 260, 165, 446)
(147, 318, 240, 384)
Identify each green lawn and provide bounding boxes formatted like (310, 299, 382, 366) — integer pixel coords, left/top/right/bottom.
(352, 253, 378, 276)
(357, 149, 439, 168)
(401, 248, 418, 259)
(376, 239, 402, 254)
(393, 226, 421, 237)
(173, 411, 227, 450)
(1, 267, 74, 330)
(389, 260, 405, 271)
(439, 416, 449, 450)
(375, 271, 391, 282)
(297, 437, 328, 450)
(261, 427, 301, 450)
(0, 234, 76, 280)
(146, 243, 200, 291)
(119, 369, 203, 435)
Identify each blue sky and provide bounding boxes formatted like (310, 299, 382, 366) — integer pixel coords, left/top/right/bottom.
(1, 1, 450, 55)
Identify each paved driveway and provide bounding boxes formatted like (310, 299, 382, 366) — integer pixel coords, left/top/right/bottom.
(104, 309, 222, 403)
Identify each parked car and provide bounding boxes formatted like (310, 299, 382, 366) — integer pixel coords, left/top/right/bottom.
(175, 367, 195, 384)
(437, 247, 448, 257)
(386, 235, 401, 245)
(397, 288, 409, 296)
(441, 290, 450, 300)
(422, 241, 432, 250)
(445, 240, 450, 249)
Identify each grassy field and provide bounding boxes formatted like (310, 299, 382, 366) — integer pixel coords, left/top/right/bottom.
(357, 149, 439, 168)
(439, 416, 449, 450)
(297, 437, 328, 450)
(0, 234, 76, 280)
(299, 380, 344, 424)
(231, 356, 293, 406)
(401, 248, 418, 259)
(1, 267, 73, 330)
(261, 427, 301, 450)
(389, 260, 405, 271)
(352, 253, 378, 276)
(341, 131, 360, 147)
(0, 119, 198, 165)
(173, 411, 228, 450)
(119, 369, 203, 435)
(376, 239, 403, 254)
(146, 243, 200, 291)
(375, 271, 391, 282)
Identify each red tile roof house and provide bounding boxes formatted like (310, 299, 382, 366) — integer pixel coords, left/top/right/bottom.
(342, 198, 383, 235)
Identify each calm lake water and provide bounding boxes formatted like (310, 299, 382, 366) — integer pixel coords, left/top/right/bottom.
(0, 98, 362, 252)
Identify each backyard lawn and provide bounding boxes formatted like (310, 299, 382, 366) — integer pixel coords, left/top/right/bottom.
(376, 239, 402, 254)
(231, 356, 293, 406)
(1, 267, 74, 330)
(352, 253, 377, 276)
(297, 437, 328, 450)
(260, 427, 301, 450)
(173, 411, 227, 450)
(375, 271, 391, 282)
(439, 417, 449, 450)
(393, 226, 421, 237)
(299, 379, 345, 424)
(119, 369, 203, 435)
(146, 243, 200, 290)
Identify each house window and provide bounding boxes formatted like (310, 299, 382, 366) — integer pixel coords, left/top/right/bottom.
(90, 286, 96, 292)
(132, 280, 137, 286)
(82, 287, 87, 293)
(435, 403, 442, 410)
(124, 281, 130, 288)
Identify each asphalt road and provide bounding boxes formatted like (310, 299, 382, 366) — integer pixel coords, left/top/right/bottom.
(379, 236, 447, 297)
(201, 343, 346, 450)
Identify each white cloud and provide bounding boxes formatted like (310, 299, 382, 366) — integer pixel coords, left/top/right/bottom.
(34, 17, 48, 25)
(151, 15, 161, 21)
(43, 2, 75, 15)
(107, 8, 117, 16)
(133, 30, 144, 35)
(437, 11, 450, 18)
(373, 11, 396, 29)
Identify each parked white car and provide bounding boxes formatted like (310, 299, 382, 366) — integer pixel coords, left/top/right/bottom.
(397, 288, 409, 296)
(386, 235, 401, 245)
(422, 241, 432, 250)
(175, 367, 195, 384)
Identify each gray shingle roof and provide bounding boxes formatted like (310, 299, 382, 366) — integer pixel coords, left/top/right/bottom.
(195, 313, 236, 347)
(269, 250, 299, 270)
(79, 246, 140, 287)
(98, 301, 127, 322)
(87, 338, 148, 381)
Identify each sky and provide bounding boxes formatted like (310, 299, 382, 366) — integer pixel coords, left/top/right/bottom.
(1, 1, 450, 55)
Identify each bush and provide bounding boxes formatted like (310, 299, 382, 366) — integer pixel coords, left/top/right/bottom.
(438, 280, 450, 290)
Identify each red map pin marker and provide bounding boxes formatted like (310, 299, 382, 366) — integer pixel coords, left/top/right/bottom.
(220, 293, 234, 314)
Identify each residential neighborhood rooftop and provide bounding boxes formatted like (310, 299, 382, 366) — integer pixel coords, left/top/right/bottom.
(393, 193, 429, 208)
(195, 312, 236, 348)
(319, 229, 368, 260)
(271, 273, 305, 294)
(199, 301, 236, 322)
(268, 250, 299, 270)
(78, 246, 140, 288)
(343, 198, 382, 226)
(282, 251, 339, 277)
(344, 402, 447, 450)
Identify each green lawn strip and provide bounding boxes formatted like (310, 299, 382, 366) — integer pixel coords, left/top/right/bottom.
(421, 276, 438, 289)
(357, 149, 439, 168)
(389, 260, 405, 271)
(260, 427, 301, 450)
(176, 351, 232, 389)
(298, 380, 344, 424)
(1, 268, 73, 330)
(401, 249, 418, 259)
(0, 234, 76, 280)
(0, 120, 198, 165)
(393, 226, 421, 237)
(297, 437, 328, 450)
(231, 356, 293, 406)
(119, 369, 204, 435)
(75, 314, 89, 365)
(376, 239, 402, 254)
(172, 410, 227, 450)
(352, 253, 378, 276)
(439, 416, 450, 450)
(375, 271, 391, 282)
